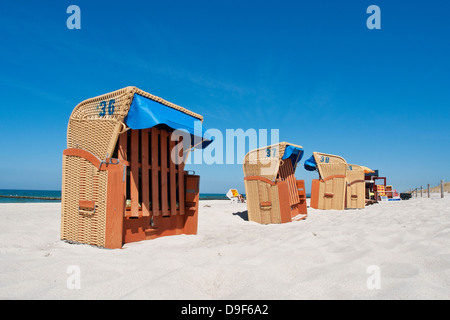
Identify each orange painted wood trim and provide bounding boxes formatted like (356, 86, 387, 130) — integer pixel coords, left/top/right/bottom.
(279, 160, 300, 207)
(244, 176, 276, 186)
(151, 128, 160, 216)
(178, 169, 185, 215)
(79, 200, 95, 210)
(118, 133, 128, 217)
(105, 165, 125, 249)
(141, 129, 150, 217)
(184, 175, 200, 234)
(295, 180, 308, 215)
(130, 130, 139, 217)
(63, 148, 102, 169)
(322, 175, 346, 182)
(160, 130, 169, 215)
(169, 136, 177, 216)
(347, 179, 365, 186)
(277, 180, 292, 223)
(310, 179, 320, 209)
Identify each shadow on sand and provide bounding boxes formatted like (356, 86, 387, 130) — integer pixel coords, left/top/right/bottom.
(232, 210, 248, 221)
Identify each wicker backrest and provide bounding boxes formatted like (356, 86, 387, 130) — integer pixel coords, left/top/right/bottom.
(312, 152, 347, 179)
(347, 164, 365, 175)
(243, 142, 302, 180)
(346, 164, 366, 208)
(61, 153, 109, 247)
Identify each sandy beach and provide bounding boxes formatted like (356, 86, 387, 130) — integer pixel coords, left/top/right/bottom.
(0, 195, 449, 300)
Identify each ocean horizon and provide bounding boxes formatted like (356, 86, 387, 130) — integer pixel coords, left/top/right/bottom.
(0, 189, 311, 203)
(0, 189, 231, 203)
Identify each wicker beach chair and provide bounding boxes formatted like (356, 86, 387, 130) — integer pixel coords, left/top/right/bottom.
(243, 142, 307, 224)
(346, 164, 366, 209)
(61, 86, 212, 249)
(304, 152, 347, 210)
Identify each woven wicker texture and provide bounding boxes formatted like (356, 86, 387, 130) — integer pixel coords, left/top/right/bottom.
(346, 164, 366, 209)
(61, 154, 108, 247)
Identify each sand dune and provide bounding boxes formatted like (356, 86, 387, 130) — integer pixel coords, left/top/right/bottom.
(0, 194, 449, 300)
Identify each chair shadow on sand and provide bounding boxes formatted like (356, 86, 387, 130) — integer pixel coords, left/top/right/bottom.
(232, 210, 249, 221)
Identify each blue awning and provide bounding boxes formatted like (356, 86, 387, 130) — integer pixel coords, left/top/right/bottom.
(124, 93, 213, 149)
(304, 155, 317, 171)
(282, 145, 304, 168)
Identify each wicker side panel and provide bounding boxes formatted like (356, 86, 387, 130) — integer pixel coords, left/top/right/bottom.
(346, 169, 365, 209)
(269, 185, 281, 224)
(244, 179, 262, 224)
(243, 179, 280, 224)
(61, 155, 108, 247)
(317, 163, 347, 210)
(257, 182, 273, 224)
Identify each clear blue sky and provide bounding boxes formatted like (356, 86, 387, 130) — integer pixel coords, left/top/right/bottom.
(0, 0, 449, 193)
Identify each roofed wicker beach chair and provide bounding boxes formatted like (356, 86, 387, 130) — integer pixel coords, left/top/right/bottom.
(61, 86, 213, 249)
(346, 164, 366, 209)
(304, 152, 347, 210)
(243, 142, 307, 224)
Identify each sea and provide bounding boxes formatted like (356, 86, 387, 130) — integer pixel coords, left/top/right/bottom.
(0, 189, 230, 203)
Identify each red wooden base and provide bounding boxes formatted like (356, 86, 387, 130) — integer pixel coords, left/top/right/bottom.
(123, 208, 198, 244)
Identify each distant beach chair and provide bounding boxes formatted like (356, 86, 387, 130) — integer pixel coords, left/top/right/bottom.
(226, 188, 242, 203)
(346, 164, 366, 209)
(243, 142, 307, 224)
(61, 86, 213, 249)
(304, 152, 347, 210)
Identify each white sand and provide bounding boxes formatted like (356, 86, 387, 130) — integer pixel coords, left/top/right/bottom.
(0, 195, 449, 300)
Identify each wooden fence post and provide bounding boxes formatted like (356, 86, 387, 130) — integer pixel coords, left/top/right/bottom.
(441, 180, 445, 198)
(428, 184, 430, 198)
(420, 186, 423, 197)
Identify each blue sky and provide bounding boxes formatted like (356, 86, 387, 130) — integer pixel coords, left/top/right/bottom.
(0, 0, 449, 193)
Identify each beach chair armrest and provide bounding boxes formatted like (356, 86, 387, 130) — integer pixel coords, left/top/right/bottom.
(244, 176, 276, 186)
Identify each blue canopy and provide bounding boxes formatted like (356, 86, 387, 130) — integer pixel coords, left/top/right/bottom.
(281, 145, 304, 168)
(124, 93, 213, 149)
(304, 155, 317, 171)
